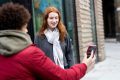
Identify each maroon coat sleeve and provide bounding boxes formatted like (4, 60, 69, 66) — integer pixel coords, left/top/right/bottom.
(24, 46, 87, 80)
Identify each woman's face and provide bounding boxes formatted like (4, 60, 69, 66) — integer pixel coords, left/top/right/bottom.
(47, 12, 59, 30)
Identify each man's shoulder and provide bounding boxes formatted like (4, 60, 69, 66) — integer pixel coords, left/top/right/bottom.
(19, 44, 45, 56)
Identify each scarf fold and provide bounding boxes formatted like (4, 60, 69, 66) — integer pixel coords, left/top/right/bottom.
(44, 28, 64, 68)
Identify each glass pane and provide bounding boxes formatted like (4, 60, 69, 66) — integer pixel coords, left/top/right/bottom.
(90, 0, 97, 44)
(63, 0, 79, 63)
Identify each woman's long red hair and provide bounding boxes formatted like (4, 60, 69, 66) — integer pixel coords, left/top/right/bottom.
(39, 6, 67, 42)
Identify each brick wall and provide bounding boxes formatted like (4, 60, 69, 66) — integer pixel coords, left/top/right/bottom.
(75, 0, 93, 61)
(94, 0, 105, 61)
(75, 0, 105, 61)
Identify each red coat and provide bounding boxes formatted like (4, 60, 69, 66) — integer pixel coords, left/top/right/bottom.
(0, 45, 87, 80)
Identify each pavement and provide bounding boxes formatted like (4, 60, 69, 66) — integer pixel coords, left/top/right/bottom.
(81, 42, 120, 80)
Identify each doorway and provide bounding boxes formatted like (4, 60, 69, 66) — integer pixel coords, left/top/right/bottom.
(103, 0, 116, 38)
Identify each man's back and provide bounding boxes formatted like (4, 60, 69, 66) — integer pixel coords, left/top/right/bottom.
(0, 45, 38, 80)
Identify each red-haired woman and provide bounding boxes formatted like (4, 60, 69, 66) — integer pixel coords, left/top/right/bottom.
(34, 6, 74, 69)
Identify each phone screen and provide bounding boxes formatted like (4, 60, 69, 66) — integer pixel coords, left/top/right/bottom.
(87, 45, 96, 58)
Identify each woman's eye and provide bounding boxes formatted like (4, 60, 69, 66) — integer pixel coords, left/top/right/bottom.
(55, 17, 58, 19)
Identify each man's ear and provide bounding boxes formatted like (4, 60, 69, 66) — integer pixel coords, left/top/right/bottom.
(21, 23, 28, 33)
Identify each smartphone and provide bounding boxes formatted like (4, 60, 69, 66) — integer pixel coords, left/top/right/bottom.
(87, 45, 96, 58)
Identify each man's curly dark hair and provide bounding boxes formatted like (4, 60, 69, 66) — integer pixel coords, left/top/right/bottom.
(0, 2, 31, 30)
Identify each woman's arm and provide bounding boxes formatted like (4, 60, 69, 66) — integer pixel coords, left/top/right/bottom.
(65, 35, 74, 67)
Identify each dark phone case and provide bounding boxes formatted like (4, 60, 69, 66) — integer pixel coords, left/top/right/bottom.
(87, 45, 96, 58)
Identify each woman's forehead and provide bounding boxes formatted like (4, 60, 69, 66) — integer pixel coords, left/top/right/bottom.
(48, 12, 59, 17)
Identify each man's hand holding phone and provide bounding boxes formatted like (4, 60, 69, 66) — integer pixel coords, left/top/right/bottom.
(82, 45, 96, 73)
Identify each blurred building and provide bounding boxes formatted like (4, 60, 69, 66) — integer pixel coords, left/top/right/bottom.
(115, 0, 120, 42)
(0, 0, 107, 63)
(103, 0, 120, 42)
